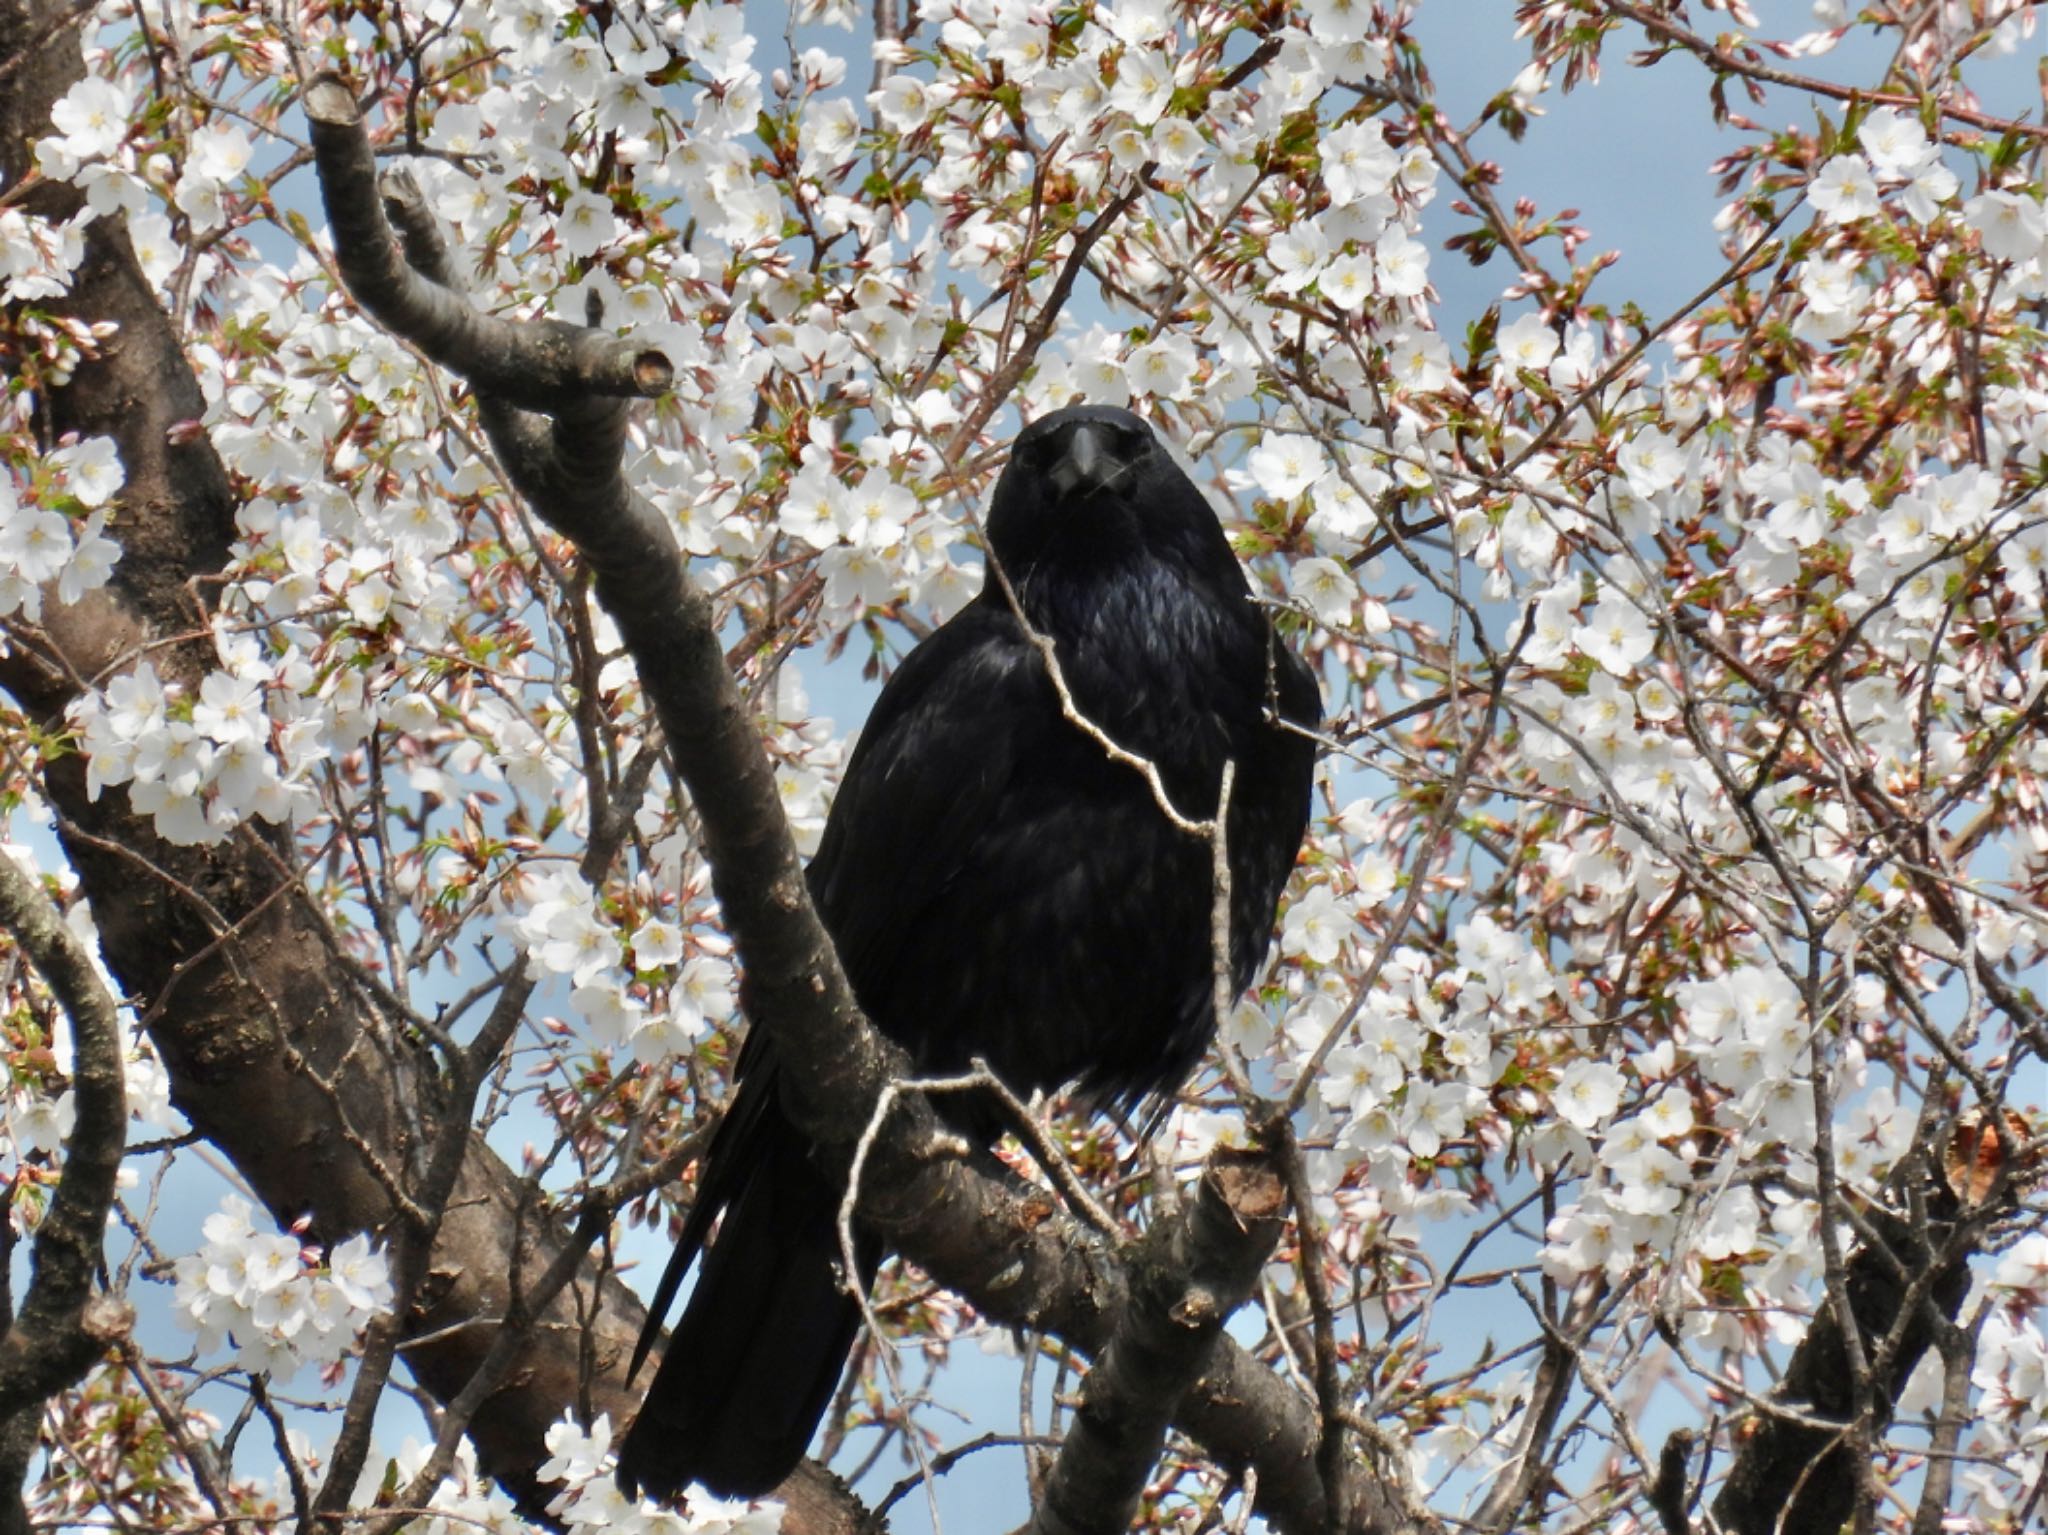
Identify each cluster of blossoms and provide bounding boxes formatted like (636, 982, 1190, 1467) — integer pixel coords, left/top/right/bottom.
(1277, 912, 1521, 1207)
(169, 1196, 393, 1379)
(337, 1436, 518, 1535)
(0, 204, 87, 308)
(505, 863, 739, 1069)
(0, 440, 121, 621)
(68, 653, 320, 846)
(538, 1415, 782, 1534)
(4, 1020, 178, 1222)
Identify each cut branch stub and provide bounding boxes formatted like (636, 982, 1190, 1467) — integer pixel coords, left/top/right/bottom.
(302, 75, 672, 412)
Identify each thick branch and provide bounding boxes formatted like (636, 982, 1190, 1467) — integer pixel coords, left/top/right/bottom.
(1025, 1149, 1286, 1535)
(301, 76, 671, 411)
(0, 856, 131, 1417)
(1707, 1181, 1974, 1535)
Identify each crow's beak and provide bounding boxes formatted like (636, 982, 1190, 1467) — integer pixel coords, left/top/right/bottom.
(1049, 421, 1118, 498)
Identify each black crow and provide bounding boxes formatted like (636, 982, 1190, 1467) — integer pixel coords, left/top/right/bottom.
(615, 404, 1321, 1502)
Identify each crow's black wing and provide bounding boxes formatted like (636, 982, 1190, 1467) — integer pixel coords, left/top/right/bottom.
(804, 594, 1056, 1038)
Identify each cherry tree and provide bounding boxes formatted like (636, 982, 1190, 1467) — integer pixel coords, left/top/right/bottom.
(0, 0, 2042, 1532)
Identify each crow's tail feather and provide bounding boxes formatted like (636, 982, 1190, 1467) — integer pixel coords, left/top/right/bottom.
(616, 1094, 871, 1503)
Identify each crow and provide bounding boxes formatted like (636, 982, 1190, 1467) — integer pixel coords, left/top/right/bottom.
(615, 404, 1321, 1502)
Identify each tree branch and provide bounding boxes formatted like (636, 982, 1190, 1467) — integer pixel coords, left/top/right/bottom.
(0, 855, 131, 1439)
(302, 78, 671, 410)
(1707, 1175, 1977, 1535)
(1023, 1148, 1286, 1535)
(1603, 0, 2048, 143)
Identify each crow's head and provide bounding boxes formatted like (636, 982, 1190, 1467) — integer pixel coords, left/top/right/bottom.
(985, 405, 1239, 589)
(1005, 404, 1156, 500)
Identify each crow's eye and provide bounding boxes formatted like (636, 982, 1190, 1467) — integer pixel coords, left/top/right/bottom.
(1014, 436, 1055, 470)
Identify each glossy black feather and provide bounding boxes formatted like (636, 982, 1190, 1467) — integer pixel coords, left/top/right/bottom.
(616, 405, 1320, 1502)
